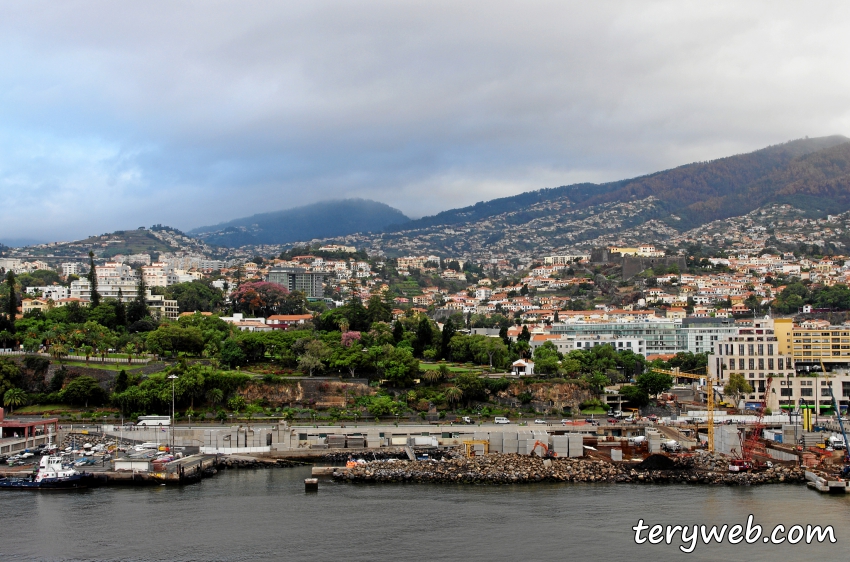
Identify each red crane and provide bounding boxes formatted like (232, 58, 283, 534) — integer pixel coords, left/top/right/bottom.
(734, 376, 773, 468)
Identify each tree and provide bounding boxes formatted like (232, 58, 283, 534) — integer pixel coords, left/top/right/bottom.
(296, 352, 323, 377)
(61, 376, 107, 407)
(164, 280, 224, 313)
(5, 270, 16, 322)
(518, 325, 531, 343)
(636, 371, 673, 398)
(392, 321, 405, 344)
(444, 386, 463, 406)
(219, 339, 246, 368)
(0, 358, 21, 398)
(146, 324, 205, 357)
(422, 368, 444, 386)
(454, 372, 485, 405)
(583, 372, 609, 395)
(533, 341, 562, 375)
(88, 251, 100, 307)
(379, 346, 419, 387)
(206, 388, 224, 408)
(228, 395, 246, 412)
(330, 344, 367, 377)
(48, 366, 67, 393)
(3, 387, 26, 412)
(115, 289, 127, 327)
(366, 294, 392, 324)
(230, 281, 290, 317)
(619, 384, 650, 407)
(114, 369, 129, 393)
(440, 318, 456, 360)
(723, 373, 754, 407)
(414, 316, 434, 357)
(127, 275, 149, 324)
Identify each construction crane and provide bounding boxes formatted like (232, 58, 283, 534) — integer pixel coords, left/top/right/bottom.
(820, 360, 850, 463)
(462, 440, 489, 458)
(651, 367, 715, 453)
(736, 376, 773, 467)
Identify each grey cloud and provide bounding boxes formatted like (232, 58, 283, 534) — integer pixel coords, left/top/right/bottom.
(1, 1, 850, 240)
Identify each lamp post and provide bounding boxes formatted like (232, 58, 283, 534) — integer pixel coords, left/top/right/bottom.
(168, 374, 178, 452)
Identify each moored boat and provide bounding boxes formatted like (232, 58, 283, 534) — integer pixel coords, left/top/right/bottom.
(0, 455, 97, 490)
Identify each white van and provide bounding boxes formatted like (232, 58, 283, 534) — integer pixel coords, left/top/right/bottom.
(628, 436, 647, 446)
(494, 417, 510, 424)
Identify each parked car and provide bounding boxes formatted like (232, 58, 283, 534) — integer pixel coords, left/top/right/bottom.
(494, 416, 510, 424)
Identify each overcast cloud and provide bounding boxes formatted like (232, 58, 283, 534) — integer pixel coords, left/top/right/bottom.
(2, 1, 850, 242)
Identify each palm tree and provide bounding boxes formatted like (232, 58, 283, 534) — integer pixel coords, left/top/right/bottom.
(50, 343, 68, 364)
(422, 370, 443, 386)
(405, 390, 417, 404)
(444, 386, 463, 407)
(3, 388, 26, 413)
(206, 388, 224, 408)
(82, 345, 93, 366)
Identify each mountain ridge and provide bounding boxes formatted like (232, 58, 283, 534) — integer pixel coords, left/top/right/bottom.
(387, 135, 850, 233)
(189, 198, 410, 247)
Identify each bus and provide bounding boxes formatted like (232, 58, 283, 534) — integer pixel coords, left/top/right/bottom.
(137, 415, 171, 427)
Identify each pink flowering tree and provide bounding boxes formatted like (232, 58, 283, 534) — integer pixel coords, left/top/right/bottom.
(230, 282, 290, 317)
(341, 331, 362, 348)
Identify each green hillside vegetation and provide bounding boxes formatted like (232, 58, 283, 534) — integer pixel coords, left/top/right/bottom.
(190, 198, 410, 247)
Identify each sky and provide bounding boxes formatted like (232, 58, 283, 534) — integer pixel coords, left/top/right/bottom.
(3, 1, 850, 244)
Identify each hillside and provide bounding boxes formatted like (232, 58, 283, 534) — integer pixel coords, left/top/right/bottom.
(13, 226, 216, 259)
(389, 135, 849, 233)
(323, 136, 850, 258)
(189, 198, 410, 247)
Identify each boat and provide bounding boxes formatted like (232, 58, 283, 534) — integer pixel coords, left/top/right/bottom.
(0, 455, 98, 490)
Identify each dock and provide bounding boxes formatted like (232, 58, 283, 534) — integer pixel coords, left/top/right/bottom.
(805, 470, 850, 494)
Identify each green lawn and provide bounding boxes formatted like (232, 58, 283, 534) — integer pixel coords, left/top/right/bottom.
(580, 408, 607, 415)
(60, 361, 143, 372)
(420, 363, 479, 372)
(15, 404, 77, 414)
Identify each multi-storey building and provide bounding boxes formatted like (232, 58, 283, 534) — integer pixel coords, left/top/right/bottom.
(773, 318, 850, 369)
(709, 319, 792, 408)
(266, 267, 327, 298)
(142, 262, 178, 287)
(549, 317, 738, 356)
(531, 334, 647, 356)
(61, 262, 85, 277)
(25, 286, 70, 301)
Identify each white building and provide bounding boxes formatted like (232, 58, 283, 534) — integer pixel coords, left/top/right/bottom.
(71, 263, 139, 303)
(25, 286, 70, 301)
(61, 262, 85, 277)
(142, 263, 178, 287)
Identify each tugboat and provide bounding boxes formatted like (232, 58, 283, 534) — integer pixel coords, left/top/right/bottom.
(0, 455, 96, 490)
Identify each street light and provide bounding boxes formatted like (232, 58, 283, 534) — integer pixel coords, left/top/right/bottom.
(168, 374, 178, 452)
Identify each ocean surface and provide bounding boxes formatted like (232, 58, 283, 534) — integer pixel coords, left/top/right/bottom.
(1, 466, 848, 562)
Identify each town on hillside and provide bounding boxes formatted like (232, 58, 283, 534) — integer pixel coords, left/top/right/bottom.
(2, 223, 850, 423)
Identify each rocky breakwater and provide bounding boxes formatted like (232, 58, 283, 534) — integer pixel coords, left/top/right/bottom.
(219, 455, 300, 469)
(333, 453, 807, 486)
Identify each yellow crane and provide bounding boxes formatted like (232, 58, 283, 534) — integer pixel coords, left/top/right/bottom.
(650, 367, 715, 453)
